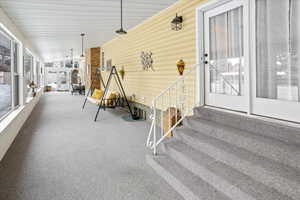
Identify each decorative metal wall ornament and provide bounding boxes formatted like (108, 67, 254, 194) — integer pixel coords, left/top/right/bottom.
(140, 51, 154, 71)
(171, 13, 183, 31)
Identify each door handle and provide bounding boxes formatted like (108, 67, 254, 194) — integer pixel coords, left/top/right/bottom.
(203, 53, 209, 65)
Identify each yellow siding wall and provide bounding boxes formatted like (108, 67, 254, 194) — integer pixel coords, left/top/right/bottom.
(101, 0, 207, 108)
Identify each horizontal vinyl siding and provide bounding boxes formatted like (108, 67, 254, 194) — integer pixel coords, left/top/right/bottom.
(101, 0, 207, 107)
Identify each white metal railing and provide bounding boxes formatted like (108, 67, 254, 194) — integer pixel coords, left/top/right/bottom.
(146, 64, 199, 155)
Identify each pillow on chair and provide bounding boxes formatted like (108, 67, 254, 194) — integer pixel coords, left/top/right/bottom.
(91, 89, 104, 100)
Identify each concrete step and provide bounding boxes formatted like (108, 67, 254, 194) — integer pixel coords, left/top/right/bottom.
(194, 107, 300, 146)
(146, 154, 231, 200)
(173, 127, 300, 200)
(164, 140, 293, 200)
(183, 116, 300, 170)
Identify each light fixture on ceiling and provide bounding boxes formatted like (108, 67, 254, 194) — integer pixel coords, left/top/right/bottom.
(80, 33, 85, 60)
(70, 48, 74, 65)
(116, 0, 127, 35)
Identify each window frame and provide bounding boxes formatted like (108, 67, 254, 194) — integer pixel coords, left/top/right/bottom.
(0, 28, 22, 121)
(13, 41, 20, 108)
(24, 49, 34, 100)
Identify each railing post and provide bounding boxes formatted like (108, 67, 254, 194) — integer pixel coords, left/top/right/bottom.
(153, 102, 157, 155)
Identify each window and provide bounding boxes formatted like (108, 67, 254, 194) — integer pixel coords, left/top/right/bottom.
(40, 65, 44, 87)
(36, 61, 40, 88)
(24, 51, 33, 98)
(0, 29, 21, 119)
(0, 31, 12, 119)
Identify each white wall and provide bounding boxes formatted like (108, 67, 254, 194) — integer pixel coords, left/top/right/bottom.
(0, 90, 43, 161)
(0, 8, 44, 161)
(0, 7, 40, 57)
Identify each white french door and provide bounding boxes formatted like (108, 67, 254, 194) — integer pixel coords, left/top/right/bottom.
(251, 0, 300, 122)
(203, 0, 249, 112)
(199, 0, 300, 122)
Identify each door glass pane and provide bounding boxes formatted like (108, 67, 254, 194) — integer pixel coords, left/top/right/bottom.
(256, 0, 300, 102)
(0, 32, 12, 118)
(209, 6, 244, 96)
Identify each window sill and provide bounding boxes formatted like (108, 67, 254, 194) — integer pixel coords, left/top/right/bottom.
(0, 105, 25, 133)
(26, 97, 33, 104)
(0, 89, 43, 134)
(26, 88, 42, 104)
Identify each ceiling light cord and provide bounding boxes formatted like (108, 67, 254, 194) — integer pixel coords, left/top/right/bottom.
(121, 0, 123, 29)
(116, 0, 127, 34)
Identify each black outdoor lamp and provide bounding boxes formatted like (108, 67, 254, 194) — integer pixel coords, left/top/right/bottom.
(70, 48, 74, 65)
(116, 0, 127, 35)
(171, 13, 183, 31)
(80, 33, 85, 59)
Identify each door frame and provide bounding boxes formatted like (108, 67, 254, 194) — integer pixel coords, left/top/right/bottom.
(196, 0, 251, 114)
(196, 0, 300, 123)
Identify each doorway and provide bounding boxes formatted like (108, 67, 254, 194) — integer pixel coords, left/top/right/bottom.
(197, 0, 300, 122)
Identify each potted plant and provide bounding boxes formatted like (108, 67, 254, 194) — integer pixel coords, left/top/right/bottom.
(29, 81, 37, 97)
(119, 66, 125, 80)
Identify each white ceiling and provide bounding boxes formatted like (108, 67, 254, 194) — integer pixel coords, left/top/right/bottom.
(0, 0, 177, 62)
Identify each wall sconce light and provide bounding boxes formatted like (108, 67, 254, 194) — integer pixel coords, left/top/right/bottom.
(177, 59, 185, 75)
(171, 13, 183, 31)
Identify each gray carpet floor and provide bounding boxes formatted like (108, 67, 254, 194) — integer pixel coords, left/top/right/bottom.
(0, 92, 182, 200)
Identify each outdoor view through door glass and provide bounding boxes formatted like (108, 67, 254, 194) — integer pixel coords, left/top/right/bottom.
(209, 6, 244, 96)
(256, 0, 300, 102)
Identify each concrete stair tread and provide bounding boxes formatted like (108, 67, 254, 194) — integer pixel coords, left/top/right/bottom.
(174, 127, 300, 184)
(166, 140, 294, 200)
(184, 116, 300, 169)
(194, 107, 300, 146)
(146, 154, 231, 200)
(173, 127, 300, 200)
(186, 116, 300, 149)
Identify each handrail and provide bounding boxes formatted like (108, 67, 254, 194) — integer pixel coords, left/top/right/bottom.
(146, 62, 241, 155)
(152, 65, 198, 102)
(146, 64, 199, 155)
